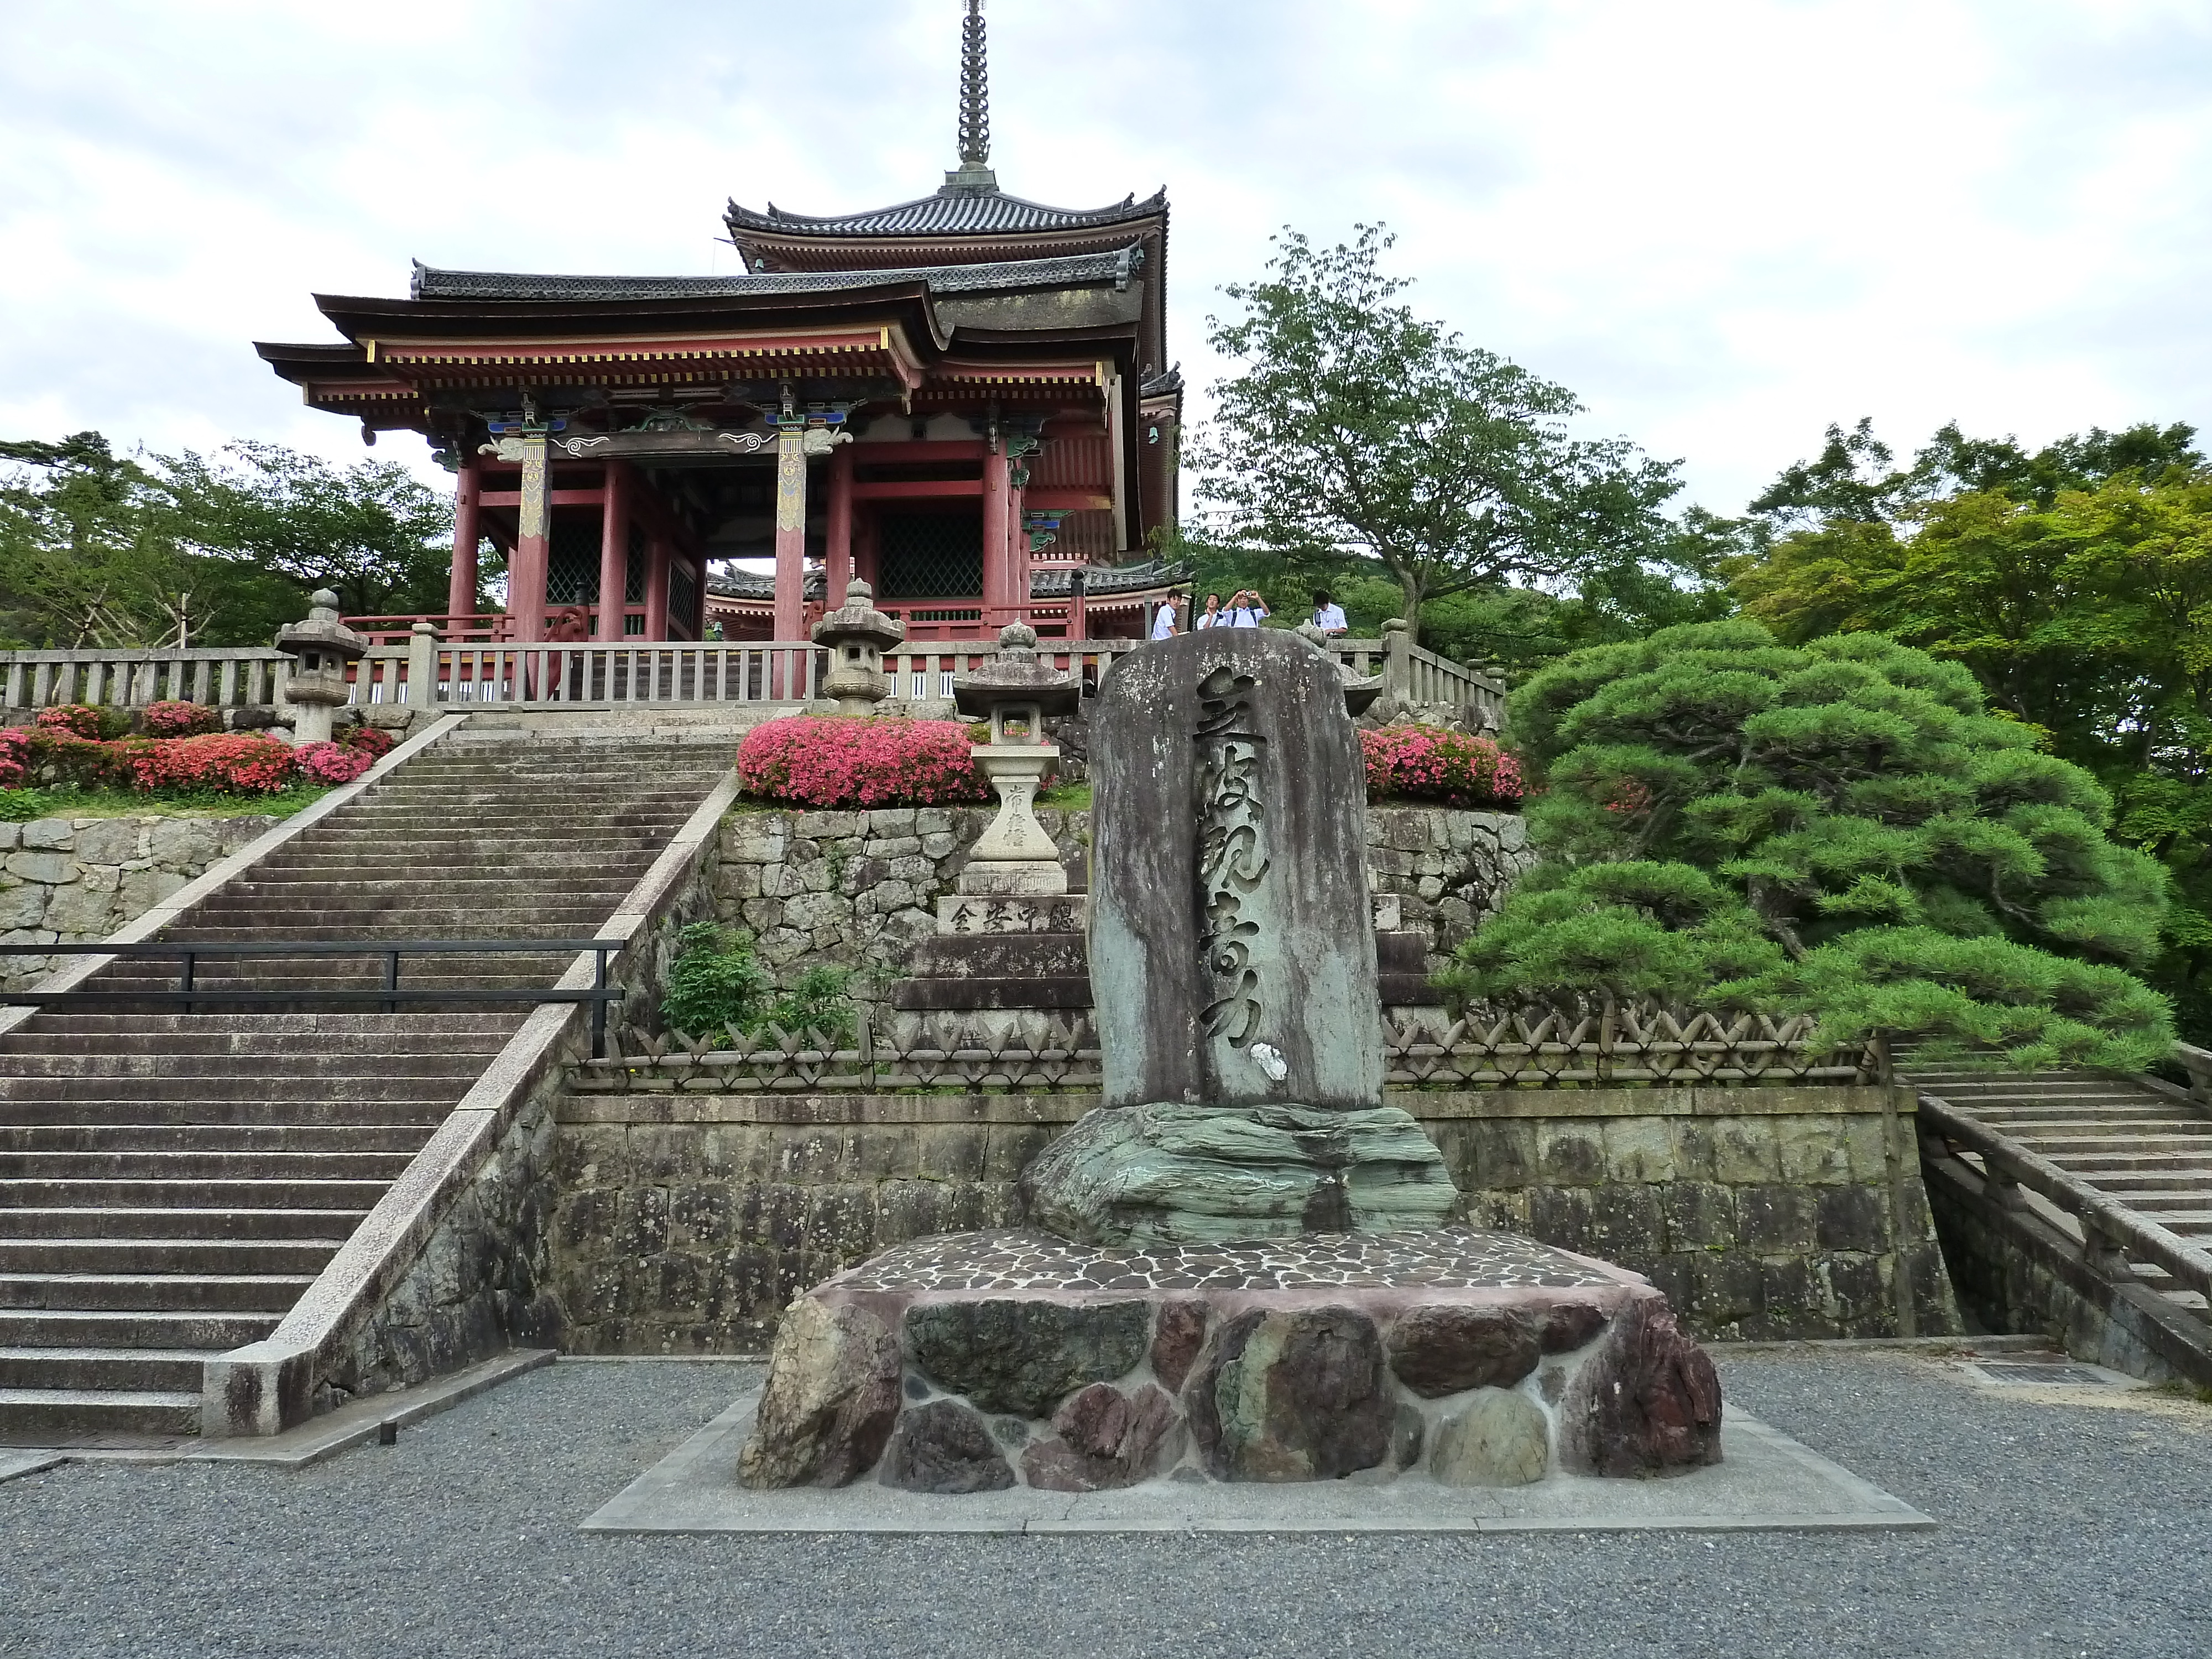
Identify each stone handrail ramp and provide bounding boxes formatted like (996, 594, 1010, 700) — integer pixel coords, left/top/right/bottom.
(1911, 1048, 2212, 1384)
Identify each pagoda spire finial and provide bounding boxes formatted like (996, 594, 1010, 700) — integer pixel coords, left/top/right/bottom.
(943, 0, 998, 192)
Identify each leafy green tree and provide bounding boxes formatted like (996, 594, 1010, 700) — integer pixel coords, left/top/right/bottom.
(1444, 620, 2174, 1070)
(1726, 417, 2212, 1038)
(1186, 226, 1684, 638)
(0, 433, 208, 647)
(164, 442, 453, 620)
(0, 433, 453, 649)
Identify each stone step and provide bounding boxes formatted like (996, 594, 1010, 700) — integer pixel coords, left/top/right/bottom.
(0, 1207, 368, 1242)
(21, 1013, 521, 1037)
(0, 1078, 471, 1105)
(0, 1052, 486, 1078)
(0, 1149, 417, 1181)
(2048, 1171, 2212, 1194)
(0, 1345, 206, 1392)
(0, 1237, 341, 1276)
(0, 1307, 278, 1350)
(0, 1031, 508, 1058)
(0, 1099, 451, 1129)
(0, 1123, 429, 1154)
(0, 1272, 316, 1313)
(0, 1386, 201, 1437)
(0, 1176, 391, 1210)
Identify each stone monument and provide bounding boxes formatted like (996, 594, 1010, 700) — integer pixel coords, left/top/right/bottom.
(734, 627, 1724, 1497)
(1021, 629, 1456, 1244)
(810, 578, 903, 716)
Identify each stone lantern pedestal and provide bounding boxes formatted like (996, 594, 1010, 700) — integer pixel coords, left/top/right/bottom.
(274, 589, 367, 745)
(888, 625, 1088, 1016)
(811, 579, 904, 715)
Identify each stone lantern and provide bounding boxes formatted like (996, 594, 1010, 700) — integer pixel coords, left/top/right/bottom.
(274, 589, 367, 744)
(810, 578, 905, 716)
(951, 623, 1080, 897)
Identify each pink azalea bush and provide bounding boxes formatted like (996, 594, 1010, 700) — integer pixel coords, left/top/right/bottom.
(0, 728, 27, 789)
(108, 732, 300, 794)
(35, 704, 112, 740)
(341, 723, 397, 759)
(1361, 724, 1524, 809)
(141, 700, 223, 737)
(737, 716, 989, 808)
(291, 740, 376, 785)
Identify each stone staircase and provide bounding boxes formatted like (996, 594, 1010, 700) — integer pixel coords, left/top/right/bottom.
(1903, 1059, 2212, 1319)
(0, 733, 732, 1440)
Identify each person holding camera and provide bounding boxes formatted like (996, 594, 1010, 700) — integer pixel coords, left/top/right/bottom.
(1222, 589, 1269, 628)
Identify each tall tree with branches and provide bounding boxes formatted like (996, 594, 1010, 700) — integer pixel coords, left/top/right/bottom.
(1187, 226, 1684, 636)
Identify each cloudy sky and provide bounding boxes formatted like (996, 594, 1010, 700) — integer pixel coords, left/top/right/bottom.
(4, 0, 2209, 518)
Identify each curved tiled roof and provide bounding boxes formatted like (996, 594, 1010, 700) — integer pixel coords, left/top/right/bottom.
(409, 248, 1141, 304)
(726, 186, 1167, 240)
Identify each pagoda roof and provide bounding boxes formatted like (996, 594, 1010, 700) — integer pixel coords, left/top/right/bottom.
(408, 246, 1142, 305)
(725, 186, 1166, 242)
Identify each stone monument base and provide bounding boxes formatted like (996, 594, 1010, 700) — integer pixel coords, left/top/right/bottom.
(736, 1229, 1723, 1494)
(1019, 1103, 1460, 1246)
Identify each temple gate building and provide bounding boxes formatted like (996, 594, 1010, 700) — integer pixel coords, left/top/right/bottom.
(255, 0, 1185, 649)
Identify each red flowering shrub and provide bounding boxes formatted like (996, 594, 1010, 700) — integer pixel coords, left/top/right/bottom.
(737, 716, 989, 808)
(35, 704, 109, 740)
(24, 727, 116, 787)
(0, 728, 27, 789)
(292, 740, 375, 785)
(1361, 724, 1524, 808)
(109, 732, 299, 794)
(141, 700, 222, 737)
(341, 723, 396, 759)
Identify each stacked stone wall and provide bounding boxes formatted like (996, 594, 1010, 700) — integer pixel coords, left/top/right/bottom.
(1, 815, 278, 993)
(714, 802, 1530, 1003)
(549, 1085, 1958, 1353)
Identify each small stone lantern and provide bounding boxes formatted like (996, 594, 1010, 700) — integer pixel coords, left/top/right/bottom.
(274, 589, 367, 744)
(951, 623, 1081, 896)
(811, 578, 906, 716)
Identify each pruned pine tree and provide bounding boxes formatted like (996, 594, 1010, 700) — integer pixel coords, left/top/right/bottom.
(1444, 620, 2174, 1070)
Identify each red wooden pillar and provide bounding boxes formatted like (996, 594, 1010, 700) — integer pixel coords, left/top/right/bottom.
(508, 433, 550, 644)
(447, 456, 481, 620)
(597, 462, 629, 642)
(980, 445, 1012, 625)
(1008, 462, 1029, 629)
(644, 530, 670, 642)
(825, 444, 854, 608)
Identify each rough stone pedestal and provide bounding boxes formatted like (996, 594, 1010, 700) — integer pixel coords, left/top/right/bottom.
(735, 1229, 1724, 1494)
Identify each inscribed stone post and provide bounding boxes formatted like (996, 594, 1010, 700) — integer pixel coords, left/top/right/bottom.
(1089, 629, 1383, 1112)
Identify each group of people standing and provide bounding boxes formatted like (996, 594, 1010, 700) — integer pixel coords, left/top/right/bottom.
(1148, 588, 1348, 640)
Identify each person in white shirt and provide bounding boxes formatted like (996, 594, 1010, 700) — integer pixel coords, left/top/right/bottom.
(1311, 589, 1348, 635)
(1193, 593, 1224, 629)
(1223, 589, 1269, 628)
(1149, 598, 1181, 640)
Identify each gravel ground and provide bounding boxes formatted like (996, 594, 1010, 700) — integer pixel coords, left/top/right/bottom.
(2, 1351, 2208, 1659)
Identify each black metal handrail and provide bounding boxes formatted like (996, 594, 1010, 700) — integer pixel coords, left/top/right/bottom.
(3, 938, 627, 1057)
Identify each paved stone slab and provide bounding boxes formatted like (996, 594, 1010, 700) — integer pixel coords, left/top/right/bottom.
(583, 1390, 1929, 1535)
(0, 1451, 64, 1485)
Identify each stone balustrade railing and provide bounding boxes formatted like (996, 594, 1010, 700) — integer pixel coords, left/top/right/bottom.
(1, 632, 1505, 728)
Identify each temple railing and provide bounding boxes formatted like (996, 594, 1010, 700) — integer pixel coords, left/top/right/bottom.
(1, 648, 292, 713)
(571, 1004, 1874, 1095)
(0, 632, 1505, 726)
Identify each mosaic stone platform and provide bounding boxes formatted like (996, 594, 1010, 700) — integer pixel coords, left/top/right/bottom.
(737, 1228, 1723, 1496)
(833, 1228, 1621, 1293)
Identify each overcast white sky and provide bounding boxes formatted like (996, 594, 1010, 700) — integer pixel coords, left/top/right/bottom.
(3, 0, 2209, 519)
